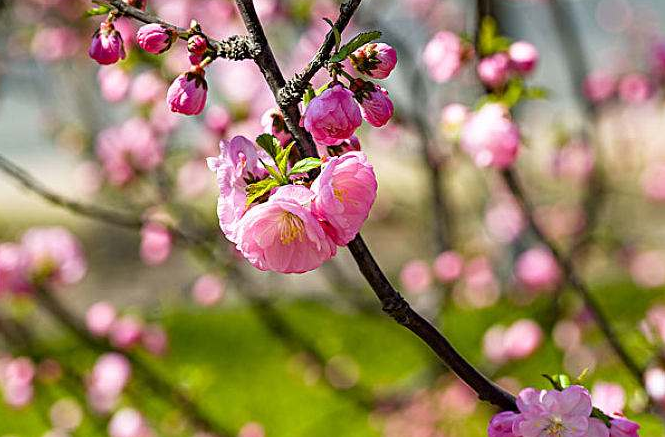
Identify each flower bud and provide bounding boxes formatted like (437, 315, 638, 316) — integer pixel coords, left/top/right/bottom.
(89, 22, 126, 65)
(136, 23, 175, 54)
(508, 41, 539, 74)
(166, 67, 208, 115)
(355, 83, 394, 127)
(350, 42, 397, 79)
(477, 52, 510, 89)
(188, 34, 208, 56)
(260, 108, 292, 146)
(302, 84, 361, 146)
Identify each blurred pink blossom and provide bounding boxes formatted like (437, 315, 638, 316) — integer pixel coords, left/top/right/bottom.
(592, 382, 626, 416)
(400, 260, 432, 294)
(432, 251, 464, 283)
(140, 222, 173, 266)
(514, 247, 561, 293)
(583, 71, 617, 103)
(191, 274, 225, 306)
(109, 316, 143, 350)
(21, 227, 86, 287)
(98, 66, 131, 103)
(629, 250, 665, 288)
(86, 301, 117, 337)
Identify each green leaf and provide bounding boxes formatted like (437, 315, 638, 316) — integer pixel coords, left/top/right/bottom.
(330, 30, 382, 63)
(256, 134, 281, 160)
(289, 157, 322, 176)
(542, 374, 571, 391)
(478, 17, 511, 56)
(85, 5, 111, 16)
(303, 87, 316, 107)
(276, 143, 294, 176)
(246, 178, 280, 206)
(501, 79, 524, 108)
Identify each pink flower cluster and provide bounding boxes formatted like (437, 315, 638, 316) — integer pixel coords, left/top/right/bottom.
(85, 301, 168, 355)
(0, 227, 86, 295)
(207, 136, 377, 273)
(399, 251, 464, 294)
(488, 385, 640, 437)
(483, 319, 543, 364)
(477, 41, 539, 90)
(583, 71, 654, 105)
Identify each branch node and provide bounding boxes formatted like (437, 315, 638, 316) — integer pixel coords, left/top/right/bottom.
(381, 294, 411, 324)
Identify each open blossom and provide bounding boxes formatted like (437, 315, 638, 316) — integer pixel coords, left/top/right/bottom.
(357, 85, 394, 127)
(311, 152, 377, 245)
(166, 67, 208, 115)
(302, 84, 362, 146)
(21, 227, 86, 287)
(515, 247, 561, 293)
(508, 41, 539, 74)
(423, 31, 470, 83)
(460, 104, 520, 169)
(0, 243, 31, 295)
(477, 53, 510, 89)
(350, 42, 397, 79)
(207, 136, 268, 242)
(488, 411, 520, 437)
(515, 385, 592, 437)
(96, 118, 165, 185)
(137, 23, 175, 54)
(89, 22, 126, 65)
(234, 185, 337, 273)
(140, 222, 172, 266)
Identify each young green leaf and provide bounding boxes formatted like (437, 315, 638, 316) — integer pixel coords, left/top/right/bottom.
(276, 143, 294, 176)
(85, 5, 111, 16)
(246, 178, 280, 206)
(303, 87, 316, 107)
(289, 157, 322, 176)
(329, 31, 382, 63)
(256, 134, 281, 160)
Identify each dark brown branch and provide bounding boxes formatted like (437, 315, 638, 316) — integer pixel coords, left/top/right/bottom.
(278, 0, 363, 107)
(93, 0, 257, 60)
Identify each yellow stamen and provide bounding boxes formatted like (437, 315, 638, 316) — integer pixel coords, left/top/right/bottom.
(279, 212, 305, 245)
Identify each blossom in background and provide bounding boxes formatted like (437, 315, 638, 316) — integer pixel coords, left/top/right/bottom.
(423, 30, 471, 83)
(460, 103, 520, 169)
(400, 259, 432, 293)
(514, 247, 562, 293)
(0, 243, 32, 295)
(477, 52, 510, 89)
(20, 227, 87, 287)
(87, 353, 131, 413)
(86, 301, 117, 338)
(140, 222, 173, 266)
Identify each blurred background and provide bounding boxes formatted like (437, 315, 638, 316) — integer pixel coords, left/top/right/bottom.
(3, 0, 665, 436)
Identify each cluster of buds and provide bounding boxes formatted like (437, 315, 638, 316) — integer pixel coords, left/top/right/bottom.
(477, 40, 538, 90)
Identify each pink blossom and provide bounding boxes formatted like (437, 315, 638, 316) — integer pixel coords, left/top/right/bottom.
(1, 358, 35, 408)
(130, 71, 166, 105)
(205, 105, 231, 136)
(589, 419, 611, 437)
(350, 42, 397, 79)
(191, 274, 225, 306)
(89, 22, 126, 65)
(21, 227, 86, 287)
(234, 185, 337, 273)
(503, 319, 543, 360)
(311, 152, 377, 245)
(141, 325, 168, 356)
(609, 418, 640, 437)
(477, 53, 510, 89)
(508, 41, 539, 74)
(87, 353, 130, 412)
(515, 385, 593, 437)
(166, 68, 208, 115)
(618, 74, 653, 103)
(629, 250, 665, 288)
(261, 108, 292, 146)
(188, 34, 208, 56)
(432, 251, 463, 283)
(31, 27, 80, 63)
(645, 367, 665, 402)
(460, 103, 520, 169)
(641, 163, 665, 202)
(423, 31, 468, 83)
(137, 23, 174, 54)
(400, 260, 432, 294)
(357, 85, 394, 127)
(441, 103, 470, 141)
(302, 84, 362, 146)
(207, 136, 268, 242)
(515, 247, 561, 293)
(552, 141, 594, 183)
(86, 301, 117, 337)
(316, 135, 361, 158)
(96, 118, 165, 186)
(140, 222, 172, 266)
(98, 66, 130, 102)
(592, 382, 626, 416)
(238, 422, 265, 437)
(583, 71, 617, 103)
(488, 411, 520, 437)
(177, 160, 211, 199)
(109, 316, 143, 349)
(109, 408, 152, 437)
(458, 256, 500, 308)
(0, 243, 31, 295)
(485, 199, 525, 243)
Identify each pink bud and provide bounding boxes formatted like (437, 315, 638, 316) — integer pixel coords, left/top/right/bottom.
(188, 34, 208, 56)
(357, 85, 394, 127)
(508, 41, 539, 74)
(350, 42, 397, 79)
(166, 68, 208, 115)
(432, 251, 464, 283)
(140, 222, 172, 266)
(141, 325, 168, 356)
(477, 53, 510, 89)
(191, 274, 225, 306)
(137, 23, 174, 54)
(98, 66, 130, 103)
(618, 73, 653, 103)
(109, 316, 143, 350)
(610, 418, 640, 437)
(583, 71, 617, 103)
(260, 108, 292, 146)
(400, 259, 432, 294)
(514, 247, 561, 293)
(89, 22, 126, 65)
(86, 301, 117, 337)
(302, 84, 362, 146)
(488, 411, 520, 437)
